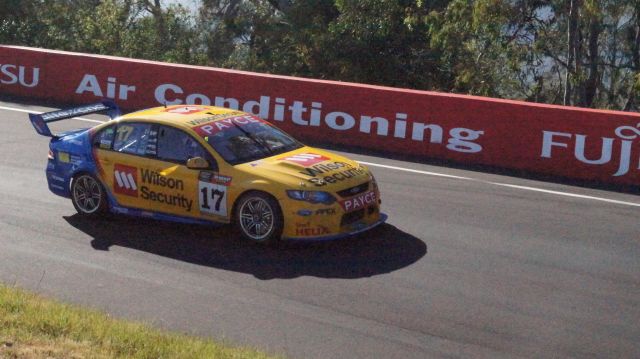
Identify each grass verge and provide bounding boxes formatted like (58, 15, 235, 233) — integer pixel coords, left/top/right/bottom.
(0, 284, 276, 359)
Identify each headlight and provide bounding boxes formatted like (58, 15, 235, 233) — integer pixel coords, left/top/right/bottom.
(286, 190, 336, 205)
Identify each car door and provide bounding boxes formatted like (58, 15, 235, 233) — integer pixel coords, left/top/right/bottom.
(154, 124, 225, 220)
(93, 122, 162, 212)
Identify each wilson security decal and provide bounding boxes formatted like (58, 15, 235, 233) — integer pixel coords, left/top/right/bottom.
(114, 164, 193, 211)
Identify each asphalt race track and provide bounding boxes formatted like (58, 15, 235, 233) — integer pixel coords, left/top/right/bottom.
(0, 99, 638, 358)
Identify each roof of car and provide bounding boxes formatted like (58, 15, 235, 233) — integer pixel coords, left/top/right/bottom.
(118, 105, 249, 130)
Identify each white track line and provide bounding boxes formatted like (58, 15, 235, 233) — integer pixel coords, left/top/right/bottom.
(0, 105, 105, 123)
(488, 182, 640, 207)
(359, 161, 640, 208)
(358, 162, 474, 181)
(2, 104, 638, 207)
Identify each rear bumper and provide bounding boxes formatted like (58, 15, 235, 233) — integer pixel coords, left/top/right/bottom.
(282, 213, 387, 241)
(46, 166, 71, 198)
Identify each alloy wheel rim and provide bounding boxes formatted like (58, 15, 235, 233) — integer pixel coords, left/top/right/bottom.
(239, 198, 274, 241)
(73, 176, 102, 214)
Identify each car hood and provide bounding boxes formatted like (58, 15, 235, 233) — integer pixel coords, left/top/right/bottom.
(236, 146, 371, 191)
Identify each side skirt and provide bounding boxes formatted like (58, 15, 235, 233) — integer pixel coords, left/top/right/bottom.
(109, 205, 227, 227)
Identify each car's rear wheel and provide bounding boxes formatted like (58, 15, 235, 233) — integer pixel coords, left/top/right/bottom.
(71, 174, 107, 216)
(235, 191, 283, 245)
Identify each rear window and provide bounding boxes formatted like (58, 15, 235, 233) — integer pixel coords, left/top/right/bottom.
(92, 125, 116, 149)
(113, 123, 157, 156)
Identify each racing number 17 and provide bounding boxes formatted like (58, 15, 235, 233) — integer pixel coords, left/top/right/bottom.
(199, 182, 227, 216)
(201, 187, 224, 211)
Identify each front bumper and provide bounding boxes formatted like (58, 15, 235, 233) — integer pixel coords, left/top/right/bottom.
(282, 213, 387, 241)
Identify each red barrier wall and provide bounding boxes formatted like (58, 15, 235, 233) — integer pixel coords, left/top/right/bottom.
(1, 45, 639, 186)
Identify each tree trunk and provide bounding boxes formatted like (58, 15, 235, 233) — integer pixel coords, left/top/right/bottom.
(143, 0, 167, 54)
(584, 13, 601, 107)
(624, 11, 640, 111)
(564, 0, 579, 106)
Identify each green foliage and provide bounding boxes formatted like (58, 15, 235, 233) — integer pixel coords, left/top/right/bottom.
(326, 0, 438, 87)
(0, 0, 204, 64)
(1, 0, 639, 111)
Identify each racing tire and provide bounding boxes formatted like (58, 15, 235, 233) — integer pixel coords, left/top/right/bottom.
(234, 191, 283, 245)
(71, 173, 108, 216)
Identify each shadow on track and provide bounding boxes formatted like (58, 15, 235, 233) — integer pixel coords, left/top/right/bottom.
(64, 215, 427, 280)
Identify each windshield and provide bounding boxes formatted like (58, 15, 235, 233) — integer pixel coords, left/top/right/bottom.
(193, 115, 303, 165)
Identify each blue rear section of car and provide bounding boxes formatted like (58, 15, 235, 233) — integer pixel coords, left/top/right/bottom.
(46, 129, 96, 198)
(31, 100, 120, 199)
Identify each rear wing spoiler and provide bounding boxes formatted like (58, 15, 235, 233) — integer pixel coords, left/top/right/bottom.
(29, 100, 121, 137)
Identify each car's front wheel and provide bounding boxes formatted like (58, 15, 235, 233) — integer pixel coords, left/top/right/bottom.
(71, 174, 107, 216)
(235, 191, 283, 245)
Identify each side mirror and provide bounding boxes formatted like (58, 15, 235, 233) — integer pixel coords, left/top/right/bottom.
(186, 157, 210, 169)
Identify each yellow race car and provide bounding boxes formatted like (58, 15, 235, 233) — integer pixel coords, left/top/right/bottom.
(30, 102, 385, 244)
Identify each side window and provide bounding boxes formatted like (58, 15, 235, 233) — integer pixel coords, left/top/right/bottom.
(157, 126, 211, 165)
(113, 123, 157, 156)
(92, 125, 116, 149)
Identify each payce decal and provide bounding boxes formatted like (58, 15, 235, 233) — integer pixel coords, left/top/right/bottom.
(541, 123, 640, 177)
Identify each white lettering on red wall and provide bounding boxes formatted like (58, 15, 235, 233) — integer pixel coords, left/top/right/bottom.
(0, 64, 39, 88)
(151, 81, 485, 154)
(541, 124, 640, 177)
(75, 74, 136, 100)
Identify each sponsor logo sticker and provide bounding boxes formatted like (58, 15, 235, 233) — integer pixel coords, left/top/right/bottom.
(339, 190, 376, 212)
(41, 103, 107, 121)
(69, 154, 83, 165)
(315, 208, 337, 215)
(49, 174, 65, 182)
(186, 111, 245, 127)
(192, 115, 264, 137)
(113, 164, 138, 197)
(58, 152, 70, 163)
(295, 222, 330, 236)
(163, 105, 208, 115)
(279, 153, 329, 166)
(198, 171, 232, 186)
